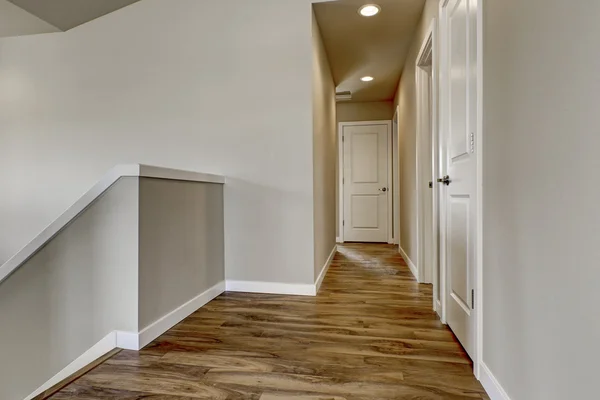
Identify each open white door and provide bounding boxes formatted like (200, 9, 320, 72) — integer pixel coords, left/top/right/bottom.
(440, 0, 479, 359)
(342, 123, 390, 243)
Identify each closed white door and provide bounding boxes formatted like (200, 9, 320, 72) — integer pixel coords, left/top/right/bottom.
(441, 0, 478, 358)
(343, 123, 389, 243)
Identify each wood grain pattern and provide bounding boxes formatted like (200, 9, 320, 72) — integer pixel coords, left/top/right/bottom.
(49, 244, 489, 400)
(33, 348, 122, 400)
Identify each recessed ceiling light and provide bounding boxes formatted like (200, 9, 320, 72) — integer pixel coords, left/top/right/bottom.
(361, 76, 374, 82)
(358, 4, 381, 17)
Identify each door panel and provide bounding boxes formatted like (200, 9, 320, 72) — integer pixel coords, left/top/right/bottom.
(351, 195, 380, 228)
(449, 0, 469, 160)
(449, 196, 470, 309)
(442, 0, 478, 359)
(343, 124, 389, 243)
(351, 133, 379, 183)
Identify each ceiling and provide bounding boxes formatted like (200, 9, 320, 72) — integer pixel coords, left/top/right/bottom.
(313, 0, 426, 102)
(2, 0, 140, 35)
(0, 0, 60, 37)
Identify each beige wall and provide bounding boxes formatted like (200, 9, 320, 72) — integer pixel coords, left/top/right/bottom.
(312, 10, 337, 279)
(0, 177, 139, 400)
(0, 0, 319, 285)
(138, 178, 224, 330)
(393, 0, 438, 264)
(0, 175, 227, 399)
(483, 1, 600, 398)
(336, 101, 394, 123)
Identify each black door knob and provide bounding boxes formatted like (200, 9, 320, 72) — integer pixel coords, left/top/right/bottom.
(437, 176, 451, 185)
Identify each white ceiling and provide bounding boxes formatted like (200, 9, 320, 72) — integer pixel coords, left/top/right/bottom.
(313, 0, 426, 102)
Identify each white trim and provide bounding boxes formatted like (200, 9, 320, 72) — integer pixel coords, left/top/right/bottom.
(116, 281, 226, 351)
(137, 280, 225, 349)
(315, 245, 337, 293)
(475, 0, 484, 380)
(438, 0, 449, 326)
(226, 280, 316, 296)
(337, 120, 392, 127)
(392, 108, 401, 246)
(415, 20, 438, 286)
(386, 121, 394, 244)
(0, 164, 225, 285)
(399, 246, 418, 282)
(338, 120, 393, 244)
(480, 362, 512, 400)
(336, 237, 342, 243)
(338, 123, 345, 243)
(137, 164, 225, 184)
(115, 331, 139, 351)
(25, 331, 117, 400)
(26, 281, 226, 399)
(434, 299, 442, 316)
(429, 18, 442, 322)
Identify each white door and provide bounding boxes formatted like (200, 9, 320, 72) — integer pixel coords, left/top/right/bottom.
(343, 123, 389, 243)
(441, 0, 478, 358)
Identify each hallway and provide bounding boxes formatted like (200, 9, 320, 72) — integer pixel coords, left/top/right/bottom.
(50, 244, 488, 399)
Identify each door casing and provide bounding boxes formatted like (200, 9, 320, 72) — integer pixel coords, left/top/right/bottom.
(416, 20, 439, 290)
(439, 0, 484, 378)
(338, 121, 393, 244)
(392, 110, 401, 247)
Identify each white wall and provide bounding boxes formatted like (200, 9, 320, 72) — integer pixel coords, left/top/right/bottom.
(393, 0, 438, 264)
(312, 10, 337, 279)
(483, 1, 600, 398)
(0, 177, 139, 400)
(138, 178, 224, 330)
(0, 0, 320, 285)
(336, 101, 394, 123)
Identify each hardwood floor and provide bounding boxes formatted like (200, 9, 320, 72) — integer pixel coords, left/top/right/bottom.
(50, 243, 489, 399)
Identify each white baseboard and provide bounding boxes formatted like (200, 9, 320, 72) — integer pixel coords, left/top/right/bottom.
(399, 246, 419, 282)
(336, 237, 342, 243)
(25, 281, 226, 399)
(315, 245, 337, 293)
(434, 299, 442, 317)
(137, 280, 226, 349)
(480, 362, 511, 400)
(115, 330, 139, 350)
(226, 280, 316, 296)
(25, 331, 117, 400)
(28, 275, 347, 400)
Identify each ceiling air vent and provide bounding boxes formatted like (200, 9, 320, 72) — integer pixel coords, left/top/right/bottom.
(335, 91, 352, 102)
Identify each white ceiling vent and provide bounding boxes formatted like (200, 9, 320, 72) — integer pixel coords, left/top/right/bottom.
(336, 91, 352, 102)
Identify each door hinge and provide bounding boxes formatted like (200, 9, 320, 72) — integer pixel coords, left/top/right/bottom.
(471, 289, 475, 309)
(343, 177, 345, 184)
(470, 132, 475, 153)
(343, 220, 345, 226)
(342, 135, 345, 142)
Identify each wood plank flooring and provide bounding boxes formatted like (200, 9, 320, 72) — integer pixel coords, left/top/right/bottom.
(50, 243, 489, 399)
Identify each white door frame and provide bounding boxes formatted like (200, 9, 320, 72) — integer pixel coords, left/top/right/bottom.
(438, 0, 484, 378)
(392, 109, 401, 246)
(338, 120, 394, 244)
(415, 20, 438, 289)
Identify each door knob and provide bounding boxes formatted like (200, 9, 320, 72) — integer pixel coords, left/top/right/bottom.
(437, 175, 451, 185)
(378, 187, 388, 192)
